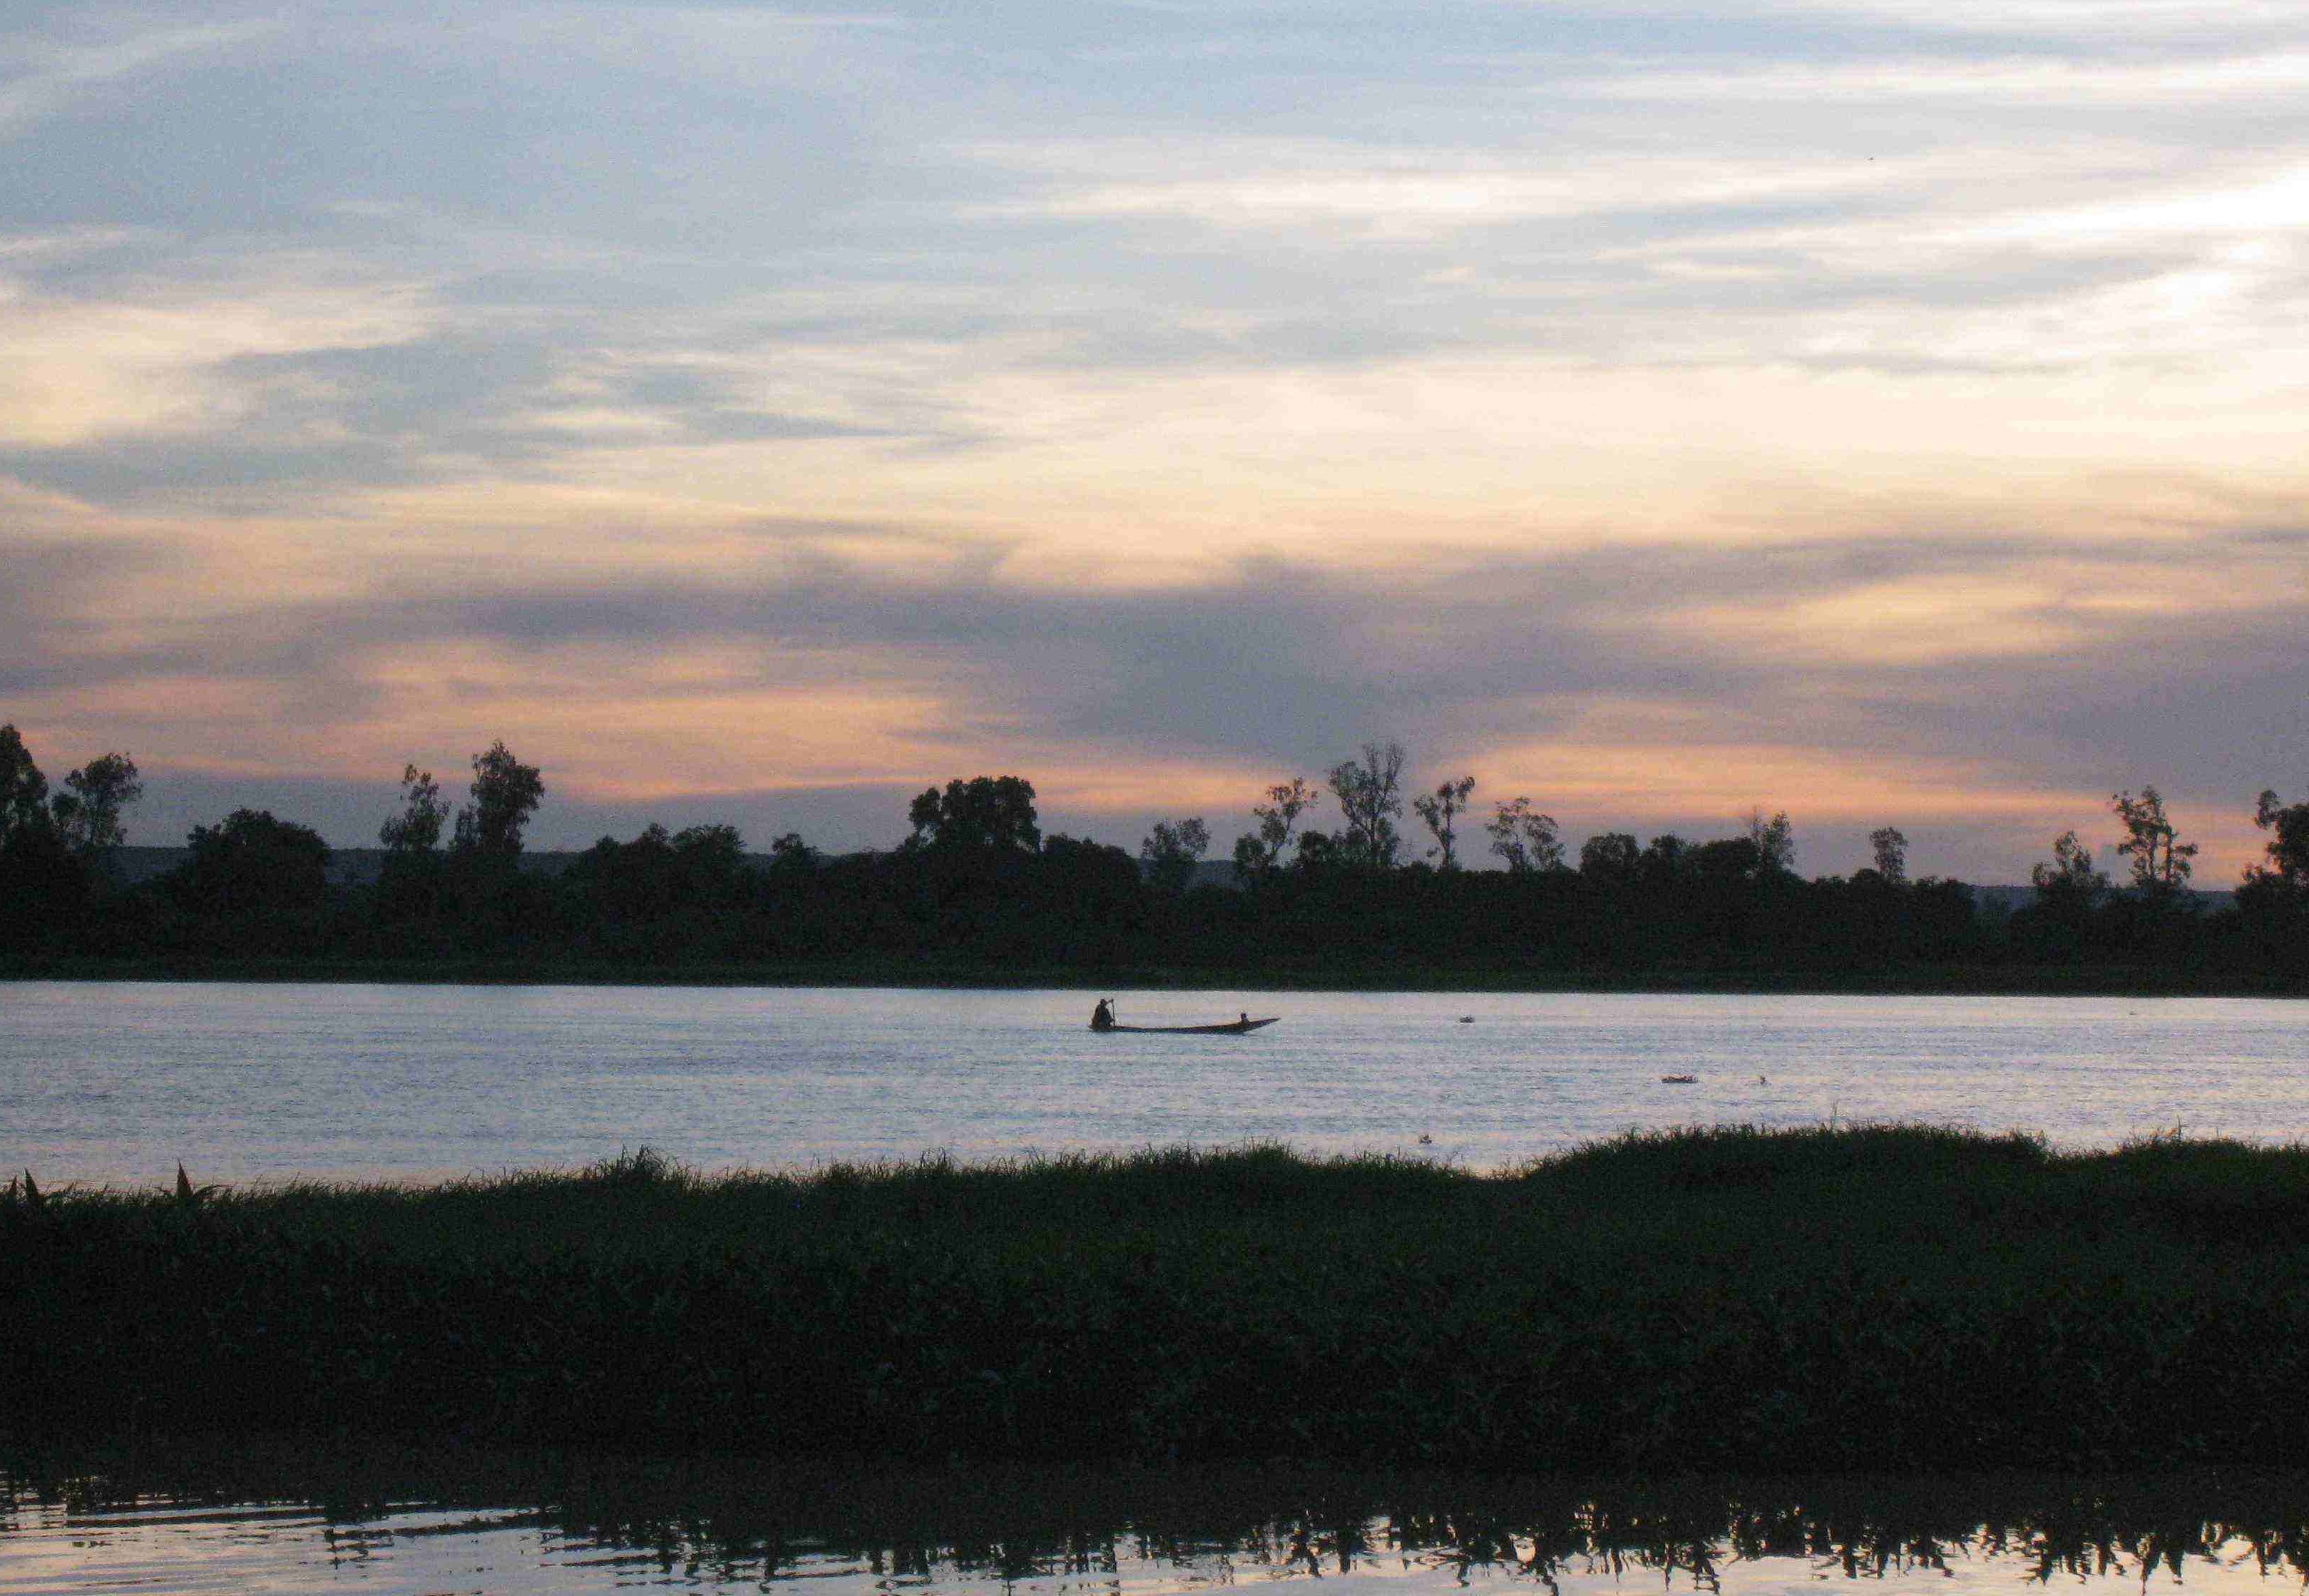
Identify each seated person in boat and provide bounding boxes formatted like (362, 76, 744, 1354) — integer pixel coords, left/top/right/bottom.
(1092, 998, 1115, 1030)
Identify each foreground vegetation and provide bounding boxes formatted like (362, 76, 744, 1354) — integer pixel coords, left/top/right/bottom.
(9, 1127, 2309, 1471)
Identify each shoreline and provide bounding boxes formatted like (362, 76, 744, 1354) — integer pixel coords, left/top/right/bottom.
(5, 956, 2303, 997)
(9, 1433, 2309, 1550)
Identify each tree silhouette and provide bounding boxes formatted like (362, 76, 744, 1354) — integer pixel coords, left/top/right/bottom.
(1327, 742, 1406, 870)
(51, 752, 142, 856)
(1140, 817, 1210, 892)
(2110, 787, 2196, 891)
(452, 742, 546, 861)
(767, 832, 820, 874)
(0, 726, 83, 950)
(673, 823, 745, 870)
(2250, 790, 2309, 889)
(1639, 834, 1691, 885)
(1869, 827, 1910, 884)
(1413, 776, 1476, 869)
(907, 776, 1040, 852)
(1745, 808, 1795, 874)
(568, 822, 732, 924)
(380, 764, 448, 853)
(1236, 777, 1318, 881)
(1485, 796, 1564, 874)
(1578, 832, 1639, 885)
(2032, 829, 2108, 904)
(174, 809, 331, 919)
(1694, 837, 1766, 880)
(0, 725, 49, 840)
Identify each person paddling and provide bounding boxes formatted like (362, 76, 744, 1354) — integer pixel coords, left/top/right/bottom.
(1091, 998, 1116, 1031)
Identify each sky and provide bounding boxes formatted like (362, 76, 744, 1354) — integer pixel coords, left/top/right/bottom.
(3, 0, 2305, 881)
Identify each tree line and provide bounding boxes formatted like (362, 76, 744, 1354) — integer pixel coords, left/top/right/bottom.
(2, 725, 2304, 986)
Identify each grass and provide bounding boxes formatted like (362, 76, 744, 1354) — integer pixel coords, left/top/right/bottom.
(8, 1126, 2309, 1471)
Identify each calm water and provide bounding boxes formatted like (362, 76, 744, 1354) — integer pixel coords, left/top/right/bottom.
(5, 1456, 2308, 1596)
(3, 983, 2305, 1185)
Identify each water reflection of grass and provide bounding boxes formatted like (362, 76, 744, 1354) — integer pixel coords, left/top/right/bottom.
(6, 1441, 2309, 1593)
(6, 1127, 2309, 1470)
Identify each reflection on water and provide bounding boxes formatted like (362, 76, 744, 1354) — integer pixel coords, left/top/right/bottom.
(5, 1444, 2309, 1596)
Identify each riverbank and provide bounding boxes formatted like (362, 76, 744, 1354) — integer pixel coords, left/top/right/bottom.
(9, 1127, 2308, 1471)
(5, 953, 2300, 995)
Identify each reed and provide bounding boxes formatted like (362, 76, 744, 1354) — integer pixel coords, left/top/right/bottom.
(6, 1126, 2308, 1470)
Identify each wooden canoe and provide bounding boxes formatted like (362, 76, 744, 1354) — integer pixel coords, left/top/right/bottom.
(1092, 1017, 1280, 1035)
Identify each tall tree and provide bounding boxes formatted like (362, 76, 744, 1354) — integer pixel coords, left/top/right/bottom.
(1486, 796, 1565, 874)
(1327, 741, 1406, 870)
(2249, 789, 2309, 889)
(767, 832, 820, 874)
(1868, 827, 1910, 884)
(907, 776, 1040, 852)
(1140, 817, 1210, 892)
(1578, 832, 1639, 886)
(173, 809, 331, 919)
(0, 725, 49, 841)
(1234, 777, 1318, 881)
(2110, 786, 2196, 891)
(0, 725, 85, 948)
(2031, 830, 2108, 904)
(672, 823, 746, 871)
(51, 752, 143, 855)
(379, 764, 449, 854)
(452, 741, 546, 861)
(1413, 776, 1476, 869)
(1745, 808, 1796, 874)
(1638, 834, 1693, 883)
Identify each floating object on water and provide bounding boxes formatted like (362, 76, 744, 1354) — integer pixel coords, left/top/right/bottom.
(1660, 1074, 1698, 1085)
(1458, 1016, 1475, 1023)
(1091, 1015, 1280, 1034)
(1417, 1133, 1433, 1145)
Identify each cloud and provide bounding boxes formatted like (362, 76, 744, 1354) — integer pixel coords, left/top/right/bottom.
(0, 260, 436, 449)
(1705, 0, 2307, 41)
(953, 140, 1923, 240)
(0, 17, 277, 136)
(9, 516, 2300, 873)
(7, 0, 2309, 882)
(0, 533, 186, 682)
(1578, 51, 2309, 107)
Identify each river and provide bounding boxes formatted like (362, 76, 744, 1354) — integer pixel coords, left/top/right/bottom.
(4, 983, 2305, 1183)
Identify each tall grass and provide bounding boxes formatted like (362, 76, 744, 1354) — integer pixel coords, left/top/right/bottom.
(6, 1126, 2309, 1470)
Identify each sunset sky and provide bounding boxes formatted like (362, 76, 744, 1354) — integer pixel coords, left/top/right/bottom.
(4, 0, 2305, 881)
